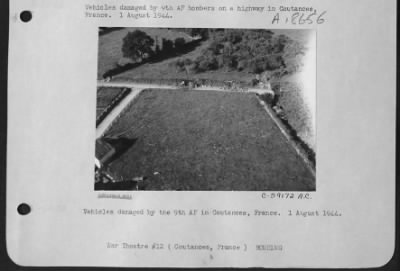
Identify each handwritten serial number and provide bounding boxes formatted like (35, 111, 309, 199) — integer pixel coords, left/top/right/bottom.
(272, 10, 327, 25)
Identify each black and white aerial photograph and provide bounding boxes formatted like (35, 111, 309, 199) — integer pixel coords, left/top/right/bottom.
(94, 27, 316, 191)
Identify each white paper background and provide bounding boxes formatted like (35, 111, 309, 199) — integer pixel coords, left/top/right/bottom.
(7, 0, 396, 268)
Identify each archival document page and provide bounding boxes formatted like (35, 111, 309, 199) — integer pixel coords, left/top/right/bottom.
(7, 0, 396, 268)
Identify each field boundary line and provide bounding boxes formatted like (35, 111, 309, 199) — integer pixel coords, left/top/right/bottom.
(257, 97, 316, 178)
(96, 88, 143, 138)
(101, 89, 145, 138)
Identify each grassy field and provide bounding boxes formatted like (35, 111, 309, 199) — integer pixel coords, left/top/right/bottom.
(102, 89, 315, 191)
(96, 87, 124, 119)
(97, 28, 195, 79)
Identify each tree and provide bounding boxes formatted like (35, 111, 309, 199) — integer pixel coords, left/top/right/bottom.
(208, 41, 224, 54)
(161, 38, 174, 53)
(227, 30, 243, 44)
(191, 28, 209, 39)
(272, 34, 289, 53)
(174, 58, 192, 72)
(122, 30, 154, 62)
(174, 37, 186, 51)
(155, 44, 161, 55)
(154, 36, 161, 55)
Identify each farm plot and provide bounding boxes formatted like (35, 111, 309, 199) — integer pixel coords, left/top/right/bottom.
(102, 88, 315, 191)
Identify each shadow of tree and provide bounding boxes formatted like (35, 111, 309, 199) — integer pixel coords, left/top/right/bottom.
(102, 137, 138, 164)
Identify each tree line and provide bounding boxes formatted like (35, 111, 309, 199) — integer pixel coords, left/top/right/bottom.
(121, 28, 305, 77)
